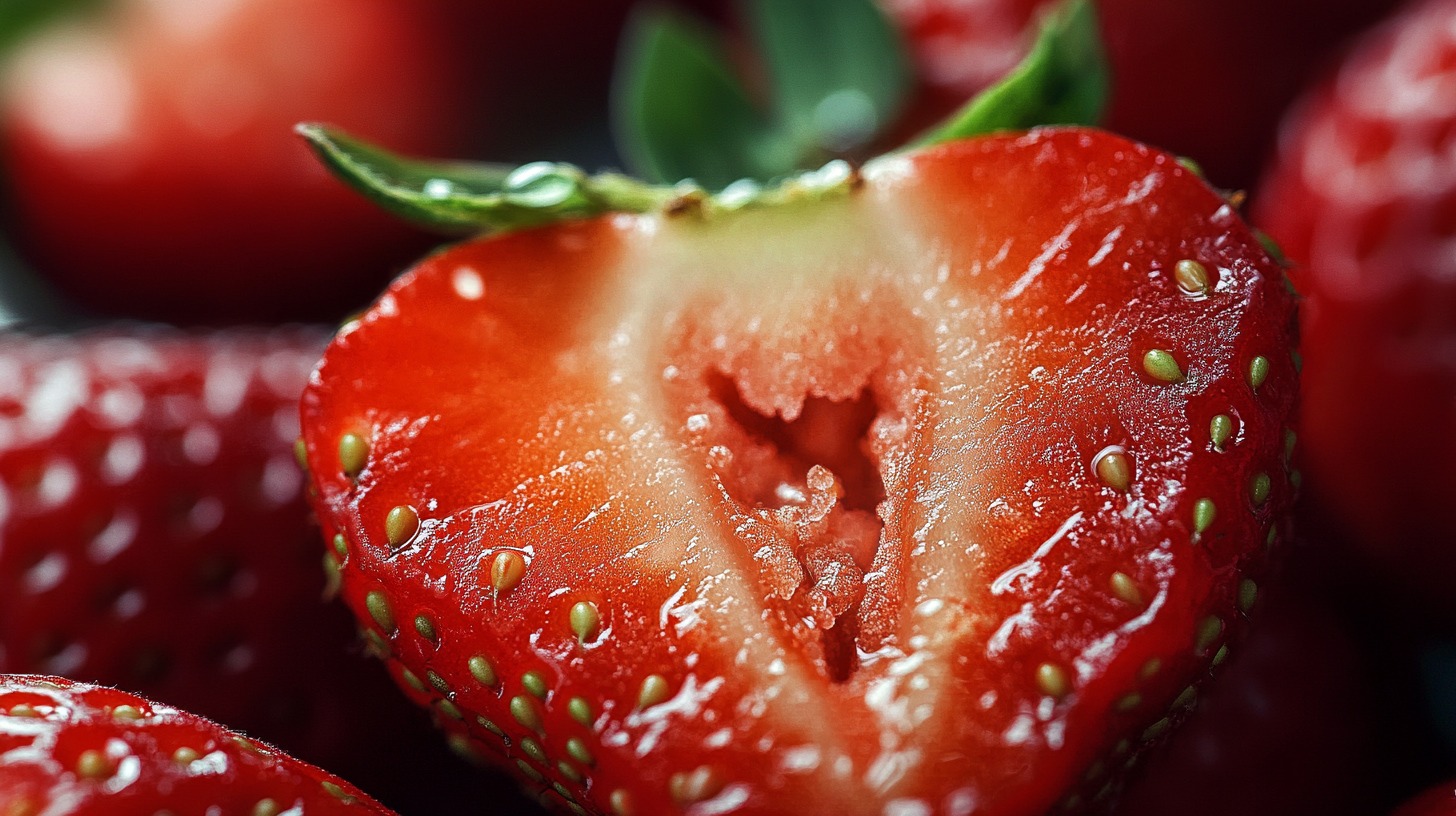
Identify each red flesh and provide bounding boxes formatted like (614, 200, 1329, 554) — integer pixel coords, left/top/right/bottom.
(302, 129, 1298, 814)
(1398, 783, 1456, 816)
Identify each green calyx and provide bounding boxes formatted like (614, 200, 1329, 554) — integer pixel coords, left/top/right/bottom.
(302, 0, 1107, 235)
(0, 0, 103, 52)
(298, 124, 863, 234)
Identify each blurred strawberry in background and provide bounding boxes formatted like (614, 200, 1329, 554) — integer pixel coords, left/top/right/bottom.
(0, 0, 676, 326)
(885, 0, 1402, 190)
(1256, 0, 1456, 619)
(0, 0, 467, 324)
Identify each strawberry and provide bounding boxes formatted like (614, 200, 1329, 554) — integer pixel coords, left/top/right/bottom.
(1253, 0, 1456, 617)
(298, 122, 1299, 814)
(0, 0, 472, 323)
(0, 327, 539, 814)
(1111, 579, 1382, 816)
(0, 674, 390, 814)
(1397, 783, 1456, 816)
(888, 0, 1401, 189)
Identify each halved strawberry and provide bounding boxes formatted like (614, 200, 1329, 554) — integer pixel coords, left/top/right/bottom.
(299, 125, 1298, 814)
(0, 674, 390, 814)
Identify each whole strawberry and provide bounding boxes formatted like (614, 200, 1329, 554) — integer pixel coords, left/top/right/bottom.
(0, 327, 542, 814)
(0, 0, 469, 323)
(0, 674, 391, 814)
(1254, 0, 1456, 617)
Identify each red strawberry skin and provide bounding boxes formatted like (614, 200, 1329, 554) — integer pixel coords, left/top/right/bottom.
(881, 0, 1399, 188)
(0, 674, 391, 814)
(302, 128, 1298, 814)
(0, 327, 541, 814)
(1254, 0, 1456, 615)
(1111, 580, 1381, 816)
(1398, 783, 1456, 816)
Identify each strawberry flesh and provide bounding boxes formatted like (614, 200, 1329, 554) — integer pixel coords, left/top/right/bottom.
(303, 129, 1299, 815)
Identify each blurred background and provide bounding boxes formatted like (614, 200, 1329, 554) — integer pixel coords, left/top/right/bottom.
(0, 0, 1453, 813)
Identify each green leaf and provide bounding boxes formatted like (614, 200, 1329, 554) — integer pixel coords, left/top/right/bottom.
(913, 0, 1108, 148)
(744, 0, 911, 156)
(613, 10, 791, 190)
(0, 0, 103, 53)
(297, 124, 679, 234)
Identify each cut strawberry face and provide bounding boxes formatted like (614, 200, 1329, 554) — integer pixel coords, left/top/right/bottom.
(301, 128, 1298, 814)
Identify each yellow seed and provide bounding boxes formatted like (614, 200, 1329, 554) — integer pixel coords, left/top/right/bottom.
(359, 620, 387, 652)
(1036, 662, 1071, 699)
(1238, 579, 1258, 613)
(1139, 659, 1162, 680)
(401, 668, 427, 694)
(669, 766, 724, 804)
(479, 717, 506, 737)
(468, 655, 498, 687)
(172, 747, 199, 765)
(1250, 472, 1271, 506)
(1193, 499, 1216, 536)
(568, 697, 593, 727)
(427, 671, 450, 694)
(1248, 356, 1270, 391)
(1170, 684, 1193, 711)
(516, 759, 544, 782)
(1142, 349, 1186, 383)
(522, 671, 549, 699)
(566, 737, 595, 766)
(448, 734, 484, 765)
(385, 505, 419, 547)
(436, 699, 464, 720)
(1213, 645, 1230, 666)
(1174, 259, 1211, 295)
(1142, 717, 1172, 742)
(321, 781, 354, 802)
(491, 551, 528, 595)
(610, 789, 635, 816)
(253, 800, 281, 816)
(570, 601, 601, 644)
(1210, 414, 1233, 451)
(365, 590, 395, 633)
(1195, 615, 1223, 653)
(338, 433, 369, 479)
(1094, 449, 1133, 492)
(1109, 572, 1143, 607)
(415, 615, 438, 643)
(110, 705, 141, 721)
(638, 674, 670, 709)
(557, 761, 583, 783)
(510, 695, 542, 731)
(76, 749, 113, 780)
(1115, 693, 1142, 712)
(332, 534, 349, 559)
(1283, 428, 1297, 463)
(520, 737, 547, 763)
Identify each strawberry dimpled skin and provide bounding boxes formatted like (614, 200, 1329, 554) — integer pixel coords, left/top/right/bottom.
(301, 129, 1299, 815)
(0, 675, 391, 814)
